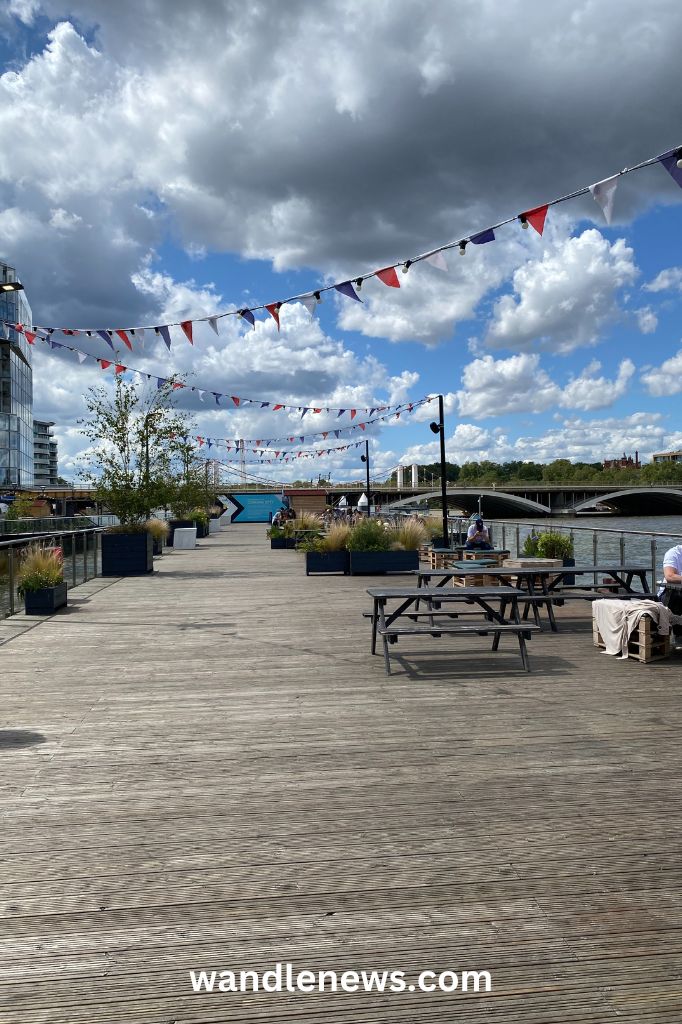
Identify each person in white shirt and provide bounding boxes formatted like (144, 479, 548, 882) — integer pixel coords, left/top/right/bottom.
(465, 517, 492, 550)
(660, 544, 682, 647)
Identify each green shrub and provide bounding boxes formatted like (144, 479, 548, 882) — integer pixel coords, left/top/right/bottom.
(522, 530, 540, 556)
(267, 525, 285, 539)
(536, 531, 574, 559)
(347, 519, 390, 552)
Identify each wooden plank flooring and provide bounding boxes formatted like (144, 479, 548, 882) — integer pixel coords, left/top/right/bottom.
(1, 524, 681, 1022)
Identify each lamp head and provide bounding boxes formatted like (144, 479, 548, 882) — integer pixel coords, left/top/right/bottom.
(360, 454, 367, 463)
(429, 421, 441, 434)
(0, 281, 24, 292)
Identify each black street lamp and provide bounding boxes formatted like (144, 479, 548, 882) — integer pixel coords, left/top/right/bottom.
(360, 439, 371, 516)
(0, 281, 24, 293)
(429, 394, 449, 548)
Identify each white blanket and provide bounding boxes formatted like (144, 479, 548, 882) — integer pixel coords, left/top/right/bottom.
(593, 599, 672, 658)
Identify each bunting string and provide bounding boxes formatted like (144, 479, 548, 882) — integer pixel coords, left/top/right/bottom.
(3, 143, 681, 341)
(12, 328, 429, 419)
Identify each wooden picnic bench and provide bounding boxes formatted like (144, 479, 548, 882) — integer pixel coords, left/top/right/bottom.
(366, 585, 540, 675)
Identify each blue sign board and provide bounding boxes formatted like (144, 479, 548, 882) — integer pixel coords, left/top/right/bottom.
(219, 493, 286, 524)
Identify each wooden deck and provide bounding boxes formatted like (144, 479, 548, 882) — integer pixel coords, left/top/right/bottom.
(1, 524, 681, 1023)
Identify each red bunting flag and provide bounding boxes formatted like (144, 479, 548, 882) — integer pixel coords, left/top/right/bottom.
(180, 320, 193, 344)
(15, 323, 24, 333)
(265, 303, 281, 330)
(313, 408, 322, 414)
(521, 204, 549, 235)
(273, 404, 284, 411)
(350, 409, 357, 419)
(115, 330, 133, 350)
(359, 422, 366, 430)
(197, 437, 205, 446)
(172, 381, 185, 390)
(25, 331, 36, 345)
(100, 359, 112, 369)
(231, 396, 240, 407)
(114, 364, 126, 374)
(375, 266, 400, 288)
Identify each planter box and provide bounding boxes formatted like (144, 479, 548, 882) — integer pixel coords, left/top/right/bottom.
(305, 551, 349, 575)
(101, 532, 153, 576)
(285, 538, 297, 549)
(270, 537, 286, 549)
(195, 521, 209, 539)
(208, 519, 221, 535)
(152, 537, 164, 556)
(348, 550, 419, 575)
(167, 520, 194, 547)
(24, 581, 67, 615)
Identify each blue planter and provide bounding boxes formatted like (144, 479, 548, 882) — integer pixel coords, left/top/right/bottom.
(23, 581, 67, 615)
(348, 550, 419, 575)
(305, 551, 349, 575)
(101, 532, 153, 576)
(270, 537, 286, 549)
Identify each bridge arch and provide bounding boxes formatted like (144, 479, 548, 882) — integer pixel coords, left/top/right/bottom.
(570, 487, 682, 515)
(385, 488, 551, 517)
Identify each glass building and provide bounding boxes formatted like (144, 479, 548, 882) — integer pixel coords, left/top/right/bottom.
(0, 261, 33, 487)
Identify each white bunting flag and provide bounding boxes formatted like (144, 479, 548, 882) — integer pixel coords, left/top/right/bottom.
(425, 251, 448, 272)
(198, 389, 205, 401)
(208, 317, 219, 335)
(589, 175, 618, 225)
(77, 351, 88, 364)
(300, 293, 319, 317)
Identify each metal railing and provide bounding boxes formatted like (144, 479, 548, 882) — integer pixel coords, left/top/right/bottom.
(447, 517, 680, 592)
(0, 528, 103, 618)
(0, 516, 100, 536)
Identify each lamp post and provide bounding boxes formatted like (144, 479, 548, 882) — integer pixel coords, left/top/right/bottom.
(360, 439, 371, 516)
(0, 281, 24, 293)
(429, 394, 449, 548)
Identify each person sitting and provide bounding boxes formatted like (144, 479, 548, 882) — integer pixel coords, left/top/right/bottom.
(660, 543, 682, 648)
(465, 517, 493, 550)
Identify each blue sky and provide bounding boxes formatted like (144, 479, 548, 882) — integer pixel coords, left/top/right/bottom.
(1, 0, 682, 484)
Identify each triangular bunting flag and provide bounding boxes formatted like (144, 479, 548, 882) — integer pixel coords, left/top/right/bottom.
(239, 309, 255, 330)
(115, 330, 132, 350)
(359, 422, 366, 430)
(115, 364, 126, 374)
(231, 396, 240, 407)
(335, 281, 362, 302)
(180, 320, 193, 344)
(659, 149, 682, 189)
(589, 175, 619, 224)
(273, 404, 284, 411)
(208, 317, 219, 335)
(337, 410, 346, 418)
(198, 390, 205, 401)
(156, 378, 165, 389)
(350, 409, 357, 419)
(97, 330, 114, 350)
(375, 266, 400, 288)
(25, 331, 36, 345)
(471, 228, 495, 245)
(300, 294, 319, 316)
(172, 381, 185, 390)
(521, 205, 549, 235)
(156, 326, 172, 350)
(260, 401, 269, 408)
(265, 303, 281, 330)
(100, 359, 112, 369)
(425, 251, 448, 272)
(77, 351, 88, 364)
(197, 437, 204, 446)
(213, 393, 221, 405)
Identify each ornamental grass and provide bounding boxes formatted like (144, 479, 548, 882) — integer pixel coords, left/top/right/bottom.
(17, 545, 64, 595)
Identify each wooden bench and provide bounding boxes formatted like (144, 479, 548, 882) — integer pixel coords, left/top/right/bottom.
(376, 621, 539, 674)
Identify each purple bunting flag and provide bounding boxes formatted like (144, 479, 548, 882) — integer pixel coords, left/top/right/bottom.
(335, 281, 363, 302)
(659, 149, 682, 189)
(97, 330, 114, 350)
(156, 326, 172, 350)
(239, 308, 256, 329)
(471, 228, 495, 245)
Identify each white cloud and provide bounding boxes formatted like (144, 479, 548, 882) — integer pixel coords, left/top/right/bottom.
(641, 347, 682, 396)
(560, 358, 635, 411)
(485, 230, 638, 353)
(644, 267, 682, 292)
(454, 352, 635, 418)
(635, 306, 658, 334)
(398, 412, 678, 467)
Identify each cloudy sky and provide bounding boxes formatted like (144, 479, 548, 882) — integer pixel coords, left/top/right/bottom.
(1, 0, 682, 485)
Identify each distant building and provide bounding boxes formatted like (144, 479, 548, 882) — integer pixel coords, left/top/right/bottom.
(0, 261, 33, 486)
(33, 419, 59, 486)
(652, 450, 682, 464)
(603, 451, 640, 470)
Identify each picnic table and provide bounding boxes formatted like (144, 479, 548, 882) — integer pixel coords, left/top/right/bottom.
(366, 585, 540, 675)
(412, 564, 652, 633)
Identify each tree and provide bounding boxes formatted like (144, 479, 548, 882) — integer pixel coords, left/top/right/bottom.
(78, 377, 197, 524)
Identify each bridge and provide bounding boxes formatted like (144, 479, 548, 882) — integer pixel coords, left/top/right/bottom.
(368, 484, 682, 517)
